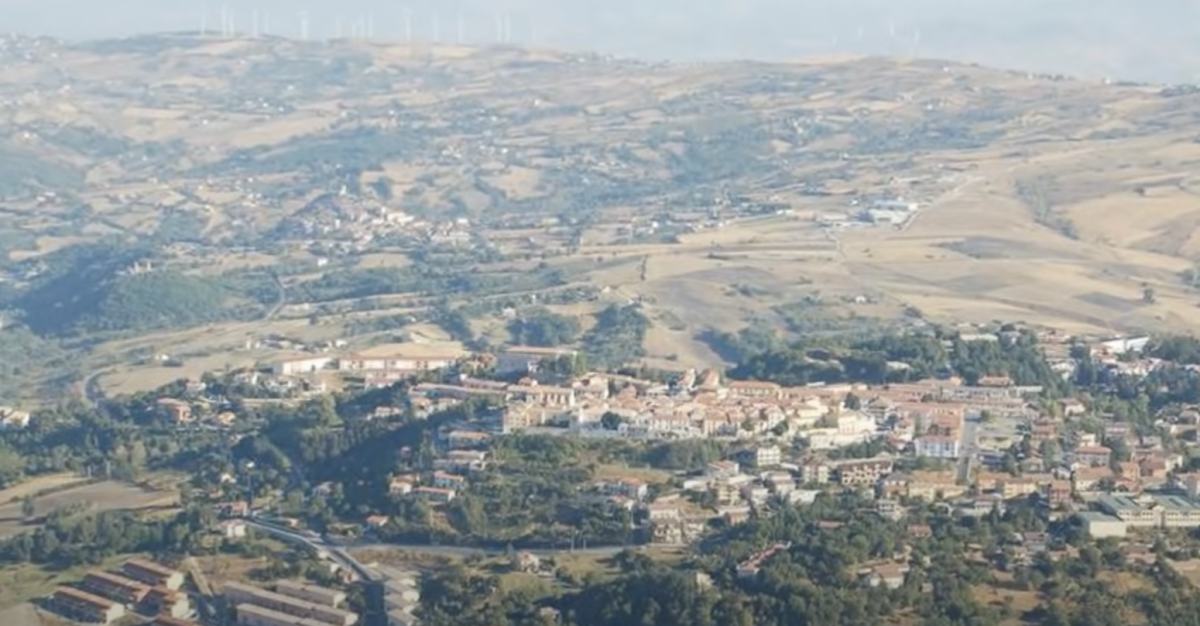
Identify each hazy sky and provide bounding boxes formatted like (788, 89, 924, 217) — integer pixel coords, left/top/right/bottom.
(5, 0, 1199, 82)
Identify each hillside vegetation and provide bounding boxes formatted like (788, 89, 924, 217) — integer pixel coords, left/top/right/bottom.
(0, 33, 1198, 396)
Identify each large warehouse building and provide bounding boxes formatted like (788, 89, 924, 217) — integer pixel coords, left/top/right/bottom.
(224, 581, 358, 626)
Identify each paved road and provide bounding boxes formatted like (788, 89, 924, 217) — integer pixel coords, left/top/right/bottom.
(244, 519, 376, 581)
(957, 415, 980, 483)
(82, 367, 111, 408)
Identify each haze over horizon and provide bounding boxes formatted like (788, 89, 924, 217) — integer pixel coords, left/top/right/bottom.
(4, 0, 1199, 83)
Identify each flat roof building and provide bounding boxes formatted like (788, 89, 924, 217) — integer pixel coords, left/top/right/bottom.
(1094, 494, 1200, 529)
(274, 580, 347, 608)
(1078, 511, 1128, 538)
(121, 558, 186, 590)
(224, 582, 358, 626)
(237, 603, 334, 626)
(150, 617, 202, 626)
(50, 587, 126, 625)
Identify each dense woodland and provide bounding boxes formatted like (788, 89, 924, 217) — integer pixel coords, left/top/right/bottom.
(417, 493, 1200, 626)
(727, 326, 1061, 392)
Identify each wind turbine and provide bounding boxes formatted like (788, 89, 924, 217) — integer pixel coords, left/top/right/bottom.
(909, 29, 921, 58)
(433, 14, 441, 43)
(404, 8, 412, 42)
(457, 12, 465, 44)
(299, 10, 309, 40)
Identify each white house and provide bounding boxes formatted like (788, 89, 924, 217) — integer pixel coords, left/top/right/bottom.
(274, 356, 334, 376)
(914, 435, 961, 459)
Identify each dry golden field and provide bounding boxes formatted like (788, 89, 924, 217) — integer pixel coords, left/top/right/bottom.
(3, 34, 1200, 393)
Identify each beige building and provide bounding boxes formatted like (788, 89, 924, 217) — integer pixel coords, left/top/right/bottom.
(51, 587, 126, 625)
(273, 581, 346, 608)
(1078, 512, 1127, 538)
(121, 559, 186, 591)
(237, 603, 332, 626)
(225, 582, 358, 626)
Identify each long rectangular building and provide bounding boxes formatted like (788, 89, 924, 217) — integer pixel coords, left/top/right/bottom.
(121, 558, 185, 590)
(274, 580, 347, 607)
(82, 570, 151, 604)
(238, 603, 333, 626)
(51, 587, 126, 625)
(224, 582, 358, 626)
(150, 617, 202, 626)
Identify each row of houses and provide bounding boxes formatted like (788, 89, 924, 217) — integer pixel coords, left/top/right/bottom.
(48, 558, 188, 625)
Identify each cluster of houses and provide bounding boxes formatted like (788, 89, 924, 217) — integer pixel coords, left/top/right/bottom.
(277, 192, 475, 253)
(48, 558, 191, 626)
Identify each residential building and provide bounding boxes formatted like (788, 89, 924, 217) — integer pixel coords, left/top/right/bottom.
(220, 519, 249, 539)
(224, 582, 358, 626)
(365, 515, 390, 529)
(508, 384, 576, 408)
(274, 581, 347, 608)
(0, 406, 30, 428)
(798, 458, 831, 485)
(861, 563, 910, 590)
(1044, 481, 1073, 508)
(750, 445, 782, 468)
(643, 500, 682, 522)
(157, 398, 193, 424)
(432, 471, 467, 491)
(833, 457, 894, 486)
(876, 498, 905, 521)
(996, 477, 1043, 499)
(433, 450, 488, 472)
(446, 430, 491, 449)
(51, 587, 126, 625)
(914, 435, 961, 459)
(649, 518, 707, 544)
(706, 460, 741, 478)
(725, 381, 783, 400)
(121, 559, 185, 591)
(338, 353, 459, 376)
(388, 477, 415, 496)
(1073, 446, 1113, 467)
(735, 542, 792, 578)
(414, 487, 456, 503)
(907, 471, 966, 501)
(598, 478, 649, 500)
(274, 356, 334, 376)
